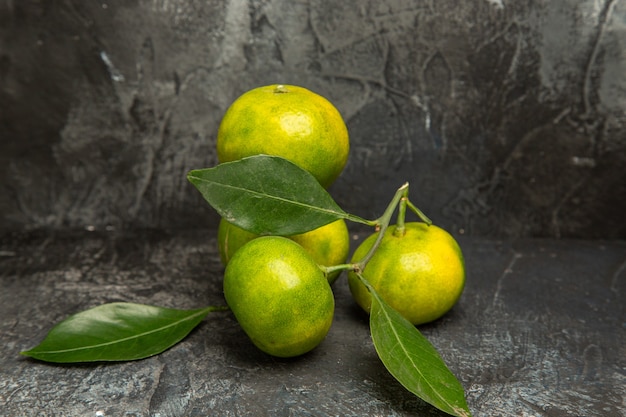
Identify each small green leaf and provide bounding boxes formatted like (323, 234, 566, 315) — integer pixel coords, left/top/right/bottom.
(21, 303, 226, 363)
(358, 275, 472, 417)
(187, 155, 359, 235)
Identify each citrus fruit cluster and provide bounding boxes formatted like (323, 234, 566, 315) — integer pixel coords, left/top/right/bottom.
(216, 84, 350, 357)
(214, 84, 465, 357)
(216, 84, 351, 286)
(20, 84, 471, 417)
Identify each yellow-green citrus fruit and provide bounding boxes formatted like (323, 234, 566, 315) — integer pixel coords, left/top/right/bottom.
(216, 84, 350, 188)
(348, 223, 465, 325)
(223, 236, 335, 357)
(217, 218, 350, 284)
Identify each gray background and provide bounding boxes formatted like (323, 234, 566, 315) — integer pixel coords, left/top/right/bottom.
(1, 0, 625, 238)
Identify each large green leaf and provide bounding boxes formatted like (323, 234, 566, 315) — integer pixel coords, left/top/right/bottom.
(21, 303, 225, 363)
(187, 155, 362, 235)
(359, 275, 472, 417)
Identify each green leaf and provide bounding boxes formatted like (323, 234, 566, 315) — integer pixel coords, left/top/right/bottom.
(359, 275, 472, 417)
(21, 303, 226, 363)
(187, 155, 358, 235)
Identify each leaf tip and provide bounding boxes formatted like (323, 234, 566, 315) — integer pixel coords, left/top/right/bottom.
(186, 170, 199, 182)
(19, 348, 41, 361)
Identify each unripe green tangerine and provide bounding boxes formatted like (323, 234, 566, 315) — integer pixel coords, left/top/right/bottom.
(223, 236, 335, 357)
(348, 223, 465, 325)
(216, 84, 350, 188)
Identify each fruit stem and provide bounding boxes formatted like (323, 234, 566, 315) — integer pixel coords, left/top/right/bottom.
(320, 183, 432, 277)
(274, 84, 289, 94)
(354, 183, 409, 271)
(393, 189, 409, 237)
(321, 263, 354, 276)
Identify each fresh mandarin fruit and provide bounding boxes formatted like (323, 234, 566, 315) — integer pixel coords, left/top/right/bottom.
(223, 236, 335, 357)
(348, 222, 465, 325)
(216, 84, 350, 188)
(217, 217, 350, 284)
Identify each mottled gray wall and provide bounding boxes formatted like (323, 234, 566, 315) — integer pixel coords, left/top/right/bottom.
(1, 0, 625, 238)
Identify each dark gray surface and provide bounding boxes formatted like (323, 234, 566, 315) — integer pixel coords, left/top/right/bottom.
(1, 0, 626, 239)
(1, 229, 624, 416)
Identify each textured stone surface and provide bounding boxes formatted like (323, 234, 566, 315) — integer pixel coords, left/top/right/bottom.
(1, 0, 625, 238)
(1, 229, 624, 416)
